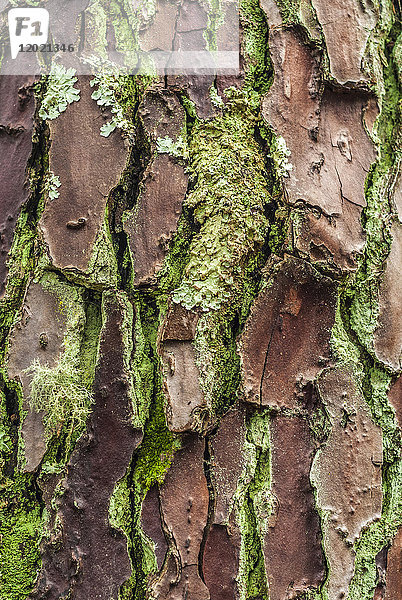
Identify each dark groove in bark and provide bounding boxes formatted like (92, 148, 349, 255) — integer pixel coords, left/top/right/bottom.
(198, 436, 215, 585)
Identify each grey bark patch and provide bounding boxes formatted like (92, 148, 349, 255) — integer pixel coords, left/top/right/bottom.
(124, 91, 188, 284)
(312, 368, 383, 600)
(7, 282, 67, 471)
(176, 0, 208, 32)
(141, 485, 168, 570)
(210, 406, 246, 525)
(124, 156, 187, 285)
(311, 0, 377, 84)
(0, 75, 35, 297)
(263, 29, 375, 272)
(45, 0, 90, 44)
(40, 76, 128, 272)
(157, 434, 210, 599)
(264, 415, 326, 599)
(294, 200, 366, 272)
(203, 523, 240, 600)
(139, 0, 177, 52)
(260, 0, 282, 27)
(162, 302, 199, 341)
(162, 340, 205, 432)
(166, 74, 215, 119)
(374, 222, 402, 370)
(240, 256, 337, 408)
(138, 89, 187, 141)
(263, 30, 375, 215)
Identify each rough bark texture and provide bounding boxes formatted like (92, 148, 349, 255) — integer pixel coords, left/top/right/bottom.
(0, 1, 401, 600)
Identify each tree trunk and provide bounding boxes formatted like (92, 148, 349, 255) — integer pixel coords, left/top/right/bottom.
(0, 1, 401, 599)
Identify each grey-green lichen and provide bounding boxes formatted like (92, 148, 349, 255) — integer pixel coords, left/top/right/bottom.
(156, 135, 188, 159)
(38, 64, 80, 121)
(90, 69, 136, 137)
(43, 171, 61, 201)
(172, 107, 270, 312)
(25, 357, 93, 443)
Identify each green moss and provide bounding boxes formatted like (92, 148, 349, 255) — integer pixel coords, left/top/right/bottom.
(273, 0, 301, 25)
(134, 391, 178, 491)
(348, 163, 394, 356)
(156, 216, 194, 295)
(203, 0, 225, 53)
(79, 292, 103, 389)
(130, 292, 179, 491)
(330, 294, 364, 374)
(0, 474, 43, 600)
(115, 291, 179, 599)
(109, 475, 147, 600)
(195, 313, 239, 421)
(348, 9, 401, 364)
(365, 1, 396, 111)
(246, 411, 274, 541)
(238, 495, 269, 600)
(273, 0, 324, 47)
(99, 0, 138, 55)
(121, 482, 160, 600)
(95, 0, 157, 74)
(240, 0, 271, 101)
(235, 410, 272, 600)
(129, 294, 159, 428)
(83, 1, 108, 60)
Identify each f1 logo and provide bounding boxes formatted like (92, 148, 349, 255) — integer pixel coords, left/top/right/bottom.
(8, 8, 49, 59)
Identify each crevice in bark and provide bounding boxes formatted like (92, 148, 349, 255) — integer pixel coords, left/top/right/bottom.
(198, 436, 215, 585)
(0, 379, 20, 478)
(108, 114, 152, 290)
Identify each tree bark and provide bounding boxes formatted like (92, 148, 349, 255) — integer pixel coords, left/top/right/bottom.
(0, 1, 401, 600)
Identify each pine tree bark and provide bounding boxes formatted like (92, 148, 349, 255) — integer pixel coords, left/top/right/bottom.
(0, 1, 401, 600)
